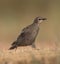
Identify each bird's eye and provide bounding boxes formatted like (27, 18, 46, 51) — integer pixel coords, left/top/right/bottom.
(38, 19, 41, 20)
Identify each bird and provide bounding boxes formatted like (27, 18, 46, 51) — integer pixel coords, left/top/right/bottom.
(9, 16, 47, 50)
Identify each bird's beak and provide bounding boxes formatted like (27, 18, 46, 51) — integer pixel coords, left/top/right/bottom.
(42, 18, 47, 20)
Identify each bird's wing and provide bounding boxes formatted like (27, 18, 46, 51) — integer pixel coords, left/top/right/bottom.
(17, 26, 31, 40)
(21, 25, 31, 33)
(11, 25, 31, 46)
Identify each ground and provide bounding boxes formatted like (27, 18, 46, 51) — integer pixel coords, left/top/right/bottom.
(0, 41, 60, 64)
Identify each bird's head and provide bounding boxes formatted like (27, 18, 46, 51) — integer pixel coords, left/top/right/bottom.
(34, 16, 47, 24)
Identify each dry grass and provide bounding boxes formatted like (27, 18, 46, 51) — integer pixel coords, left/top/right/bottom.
(0, 41, 60, 64)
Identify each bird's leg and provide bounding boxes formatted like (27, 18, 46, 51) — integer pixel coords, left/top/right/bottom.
(31, 43, 36, 49)
(32, 43, 40, 50)
(15, 46, 17, 52)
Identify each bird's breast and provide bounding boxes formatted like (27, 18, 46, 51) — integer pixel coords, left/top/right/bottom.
(25, 25, 39, 41)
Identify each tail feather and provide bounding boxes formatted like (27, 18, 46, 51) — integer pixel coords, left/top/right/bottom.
(9, 45, 17, 50)
(9, 41, 18, 50)
(11, 41, 17, 45)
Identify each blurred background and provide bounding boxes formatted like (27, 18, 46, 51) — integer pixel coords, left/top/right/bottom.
(0, 0, 60, 64)
(0, 0, 60, 48)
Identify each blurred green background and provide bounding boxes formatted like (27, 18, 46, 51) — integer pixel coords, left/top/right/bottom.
(0, 0, 60, 44)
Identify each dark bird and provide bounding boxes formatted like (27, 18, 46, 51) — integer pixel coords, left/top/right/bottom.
(9, 16, 47, 50)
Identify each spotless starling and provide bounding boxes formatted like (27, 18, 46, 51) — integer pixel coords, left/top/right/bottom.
(9, 16, 47, 50)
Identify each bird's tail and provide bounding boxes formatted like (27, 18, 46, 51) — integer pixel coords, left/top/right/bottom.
(9, 41, 18, 50)
(9, 45, 17, 50)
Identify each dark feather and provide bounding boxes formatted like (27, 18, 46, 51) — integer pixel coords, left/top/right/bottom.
(11, 41, 17, 45)
(9, 45, 17, 50)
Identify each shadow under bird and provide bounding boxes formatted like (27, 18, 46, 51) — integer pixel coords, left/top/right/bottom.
(9, 16, 47, 50)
